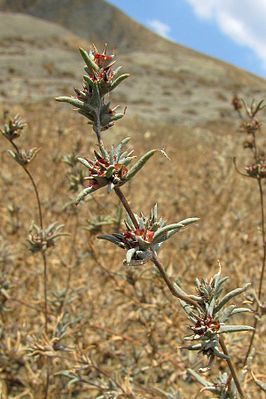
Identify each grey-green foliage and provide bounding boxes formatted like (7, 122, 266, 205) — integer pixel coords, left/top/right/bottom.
(0, 114, 26, 141)
(181, 269, 253, 365)
(98, 204, 199, 265)
(76, 138, 159, 204)
(27, 222, 67, 253)
(56, 46, 129, 131)
(7, 147, 39, 166)
(188, 369, 238, 398)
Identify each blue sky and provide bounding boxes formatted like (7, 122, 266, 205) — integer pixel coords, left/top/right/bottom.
(107, 0, 266, 78)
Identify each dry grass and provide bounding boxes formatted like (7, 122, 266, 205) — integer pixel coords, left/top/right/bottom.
(0, 102, 265, 398)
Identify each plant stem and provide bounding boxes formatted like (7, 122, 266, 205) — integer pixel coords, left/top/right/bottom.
(10, 140, 50, 397)
(244, 177, 265, 364)
(151, 251, 198, 307)
(42, 251, 48, 335)
(95, 110, 105, 155)
(219, 336, 245, 399)
(21, 166, 49, 334)
(114, 187, 198, 307)
(23, 166, 43, 229)
(10, 141, 43, 228)
(257, 178, 265, 300)
(114, 187, 139, 229)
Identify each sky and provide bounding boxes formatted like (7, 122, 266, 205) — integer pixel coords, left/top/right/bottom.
(107, 0, 266, 79)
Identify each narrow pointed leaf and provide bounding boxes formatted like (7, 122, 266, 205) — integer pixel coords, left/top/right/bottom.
(215, 283, 251, 312)
(126, 248, 137, 264)
(187, 369, 212, 388)
(124, 149, 158, 183)
(7, 150, 16, 159)
(213, 346, 229, 360)
(219, 325, 254, 333)
(79, 48, 99, 72)
(97, 234, 125, 248)
(110, 73, 130, 92)
(75, 187, 95, 205)
(230, 307, 252, 316)
(153, 218, 199, 243)
(78, 157, 92, 169)
(55, 96, 84, 108)
(252, 372, 266, 393)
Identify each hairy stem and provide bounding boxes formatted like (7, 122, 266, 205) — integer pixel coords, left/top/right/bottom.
(219, 336, 245, 399)
(244, 177, 265, 364)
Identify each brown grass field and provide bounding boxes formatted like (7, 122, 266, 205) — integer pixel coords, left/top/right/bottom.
(0, 98, 265, 398)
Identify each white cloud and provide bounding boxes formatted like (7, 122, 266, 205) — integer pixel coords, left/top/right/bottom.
(185, 0, 266, 68)
(148, 19, 171, 39)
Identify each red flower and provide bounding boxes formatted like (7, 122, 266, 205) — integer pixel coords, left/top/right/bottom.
(123, 228, 155, 248)
(94, 53, 114, 68)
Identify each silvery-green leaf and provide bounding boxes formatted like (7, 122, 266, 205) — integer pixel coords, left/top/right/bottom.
(110, 73, 130, 92)
(174, 283, 194, 303)
(108, 182, 115, 192)
(116, 137, 130, 155)
(77, 157, 91, 169)
(79, 48, 99, 72)
(252, 374, 266, 392)
(153, 218, 199, 244)
(112, 65, 122, 77)
(179, 300, 197, 322)
(126, 248, 137, 264)
(110, 112, 125, 122)
(219, 305, 236, 322)
(215, 283, 251, 312)
(7, 149, 16, 159)
(219, 325, 254, 333)
(55, 96, 84, 108)
(83, 74, 94, 88)
(230, 307, 252, 316)
(124, 149, 158, 183)
(187, 369, 212, 388)
(97, 234, 125, 248)
(213, 346, 229, 360)
(181, 343, 202, 351)
(208, 297, 216, 317)
(75, 187, 95, 205)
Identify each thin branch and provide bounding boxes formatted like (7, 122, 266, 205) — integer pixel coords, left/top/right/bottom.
(244, 177, 265, 364)
(219, 336, 245, 399)
(114, 187, 139, 229)
(151, 250, 198, 307)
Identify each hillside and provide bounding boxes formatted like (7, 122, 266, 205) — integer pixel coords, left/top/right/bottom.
(0, 0, 266, 127)
(0, 0, 165, 51)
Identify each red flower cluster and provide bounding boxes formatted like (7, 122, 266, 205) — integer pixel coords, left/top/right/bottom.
(84, 155, 128, 190)
(246, 161, 266, 179)
(192, 315, 220, 337)
(123, 229, 155, 248)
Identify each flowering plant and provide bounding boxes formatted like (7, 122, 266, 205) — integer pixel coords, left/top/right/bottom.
(99, 204, 199, 265)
